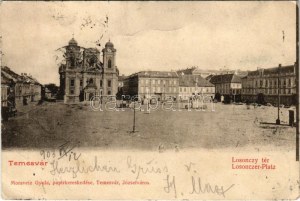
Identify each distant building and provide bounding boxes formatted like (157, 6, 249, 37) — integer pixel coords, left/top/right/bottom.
(177, 67, 219, 78)
(209, 73, 242, 102)
(177, 67, 248, 79)
(44, 87, 53, 99)
(117, 74, 126, 94)
(241, 64, 297, 105)
(43, 83, 59, 100)
(1, 72, 14, 108)
(178, 74, 215, 100)
(122, 71, 179, 101)
(58, 38, 119, 103)
(1, 66, 42, 107)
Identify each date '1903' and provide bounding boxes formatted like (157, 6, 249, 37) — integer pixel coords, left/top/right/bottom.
(40, 141, 81, 161)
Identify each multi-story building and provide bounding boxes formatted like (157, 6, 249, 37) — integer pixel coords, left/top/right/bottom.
(209, 73, 242, 102)
(122, 71, 179, 101)
(58, 38, 119, 103)
(1, 66, 42, 107)
(178, 74, 215, 100)
(241, 64, 297, 105)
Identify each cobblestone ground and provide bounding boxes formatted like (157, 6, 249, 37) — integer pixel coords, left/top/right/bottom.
(1, 101, 297, 152)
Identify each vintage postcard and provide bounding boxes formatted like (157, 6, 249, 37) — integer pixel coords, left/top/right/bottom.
(0, 1, 299, 200)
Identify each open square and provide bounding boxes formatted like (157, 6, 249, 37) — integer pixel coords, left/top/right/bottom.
(2, 102, 296, 152)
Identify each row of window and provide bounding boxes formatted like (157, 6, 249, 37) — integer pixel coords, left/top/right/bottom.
(231, 83, 242, 88)
(216, 89, 241, 94)
(254, 78, 295, 87)
(243, 86, 295, 89)
(69, 89, 112, 95)
(242, 88, 293, 95)
(216, 89, 230, 94)
(179, 87, 214, 93)
(216, 84, 230, 90)
(139, 86, 177, 93)
(16, 85, 40, 95)
(140, 79, 177, 86)
(70, 78, 112, 88)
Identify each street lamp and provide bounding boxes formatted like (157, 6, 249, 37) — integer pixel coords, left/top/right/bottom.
(276, 64, 281, 125)
(132, 100, 136, 132)
(233, 89, 236, 103)
(163, 83, 165, 101)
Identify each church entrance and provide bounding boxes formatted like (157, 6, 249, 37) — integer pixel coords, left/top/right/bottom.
(88, 93, 94, 101)
(83, 79, 97, 101)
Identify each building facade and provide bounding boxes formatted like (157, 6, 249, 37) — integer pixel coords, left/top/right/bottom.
(1, 73, 13, 108)
(123, 71, 179, 101)
(1, 66, 42, 107)
(58, 38, 119, 103)
(209, 73, 242, 102)
(178, 74, 215, 101)
(241, 64, 297, 105)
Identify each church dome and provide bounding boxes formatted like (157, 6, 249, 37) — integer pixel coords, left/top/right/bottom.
(105, 40, 114, 48)
(69, 38, 78, 46)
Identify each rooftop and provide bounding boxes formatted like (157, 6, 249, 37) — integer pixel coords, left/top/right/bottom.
(247, 64, 295, 76)
(128, 71, 179, 78)
(1, 66, 41, 85)
(179, 74, 214, 87)
(209, 74, 242, 84)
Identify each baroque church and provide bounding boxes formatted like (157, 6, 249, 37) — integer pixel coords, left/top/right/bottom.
(58, 38, 119, 103)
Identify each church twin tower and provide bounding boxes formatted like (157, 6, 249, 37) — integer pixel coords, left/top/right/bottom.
(59, 38, 119, 103)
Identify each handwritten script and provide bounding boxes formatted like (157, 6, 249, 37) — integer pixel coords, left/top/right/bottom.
(40, 143, 235, 198)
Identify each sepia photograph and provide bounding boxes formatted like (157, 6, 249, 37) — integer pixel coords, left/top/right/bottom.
(0, 1, 299, 200)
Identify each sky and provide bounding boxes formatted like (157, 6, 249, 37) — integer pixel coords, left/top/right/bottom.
(0, 1, 297, 85)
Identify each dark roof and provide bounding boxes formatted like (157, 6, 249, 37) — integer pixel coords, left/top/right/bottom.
(1, 72, 13, 84)
(1, 66, 41, 85)
(1, 66, 22, 82)
(205, 74, 214, 81)
(105, 40, 114, 48)
(69, 38, 78, 46)
(210, 74, 242, 84)
(179, 75, 214, 87)
(129, 71, 179, 78)
(248, 65, 295, 76)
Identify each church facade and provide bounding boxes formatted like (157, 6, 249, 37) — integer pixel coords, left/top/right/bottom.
(58, 38, 119, 103)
